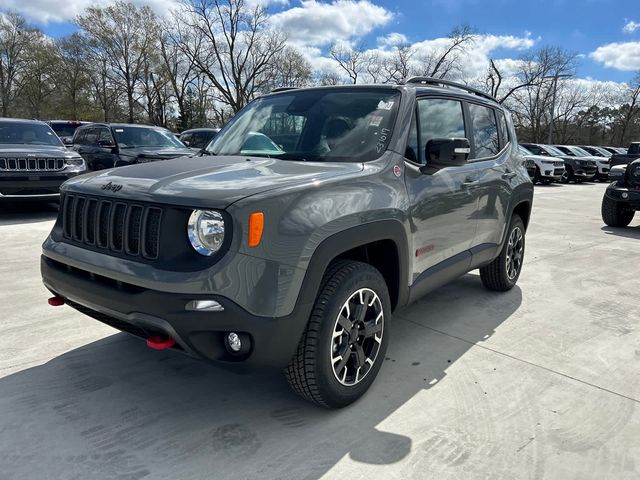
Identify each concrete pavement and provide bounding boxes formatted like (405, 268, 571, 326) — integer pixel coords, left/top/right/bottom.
(0, 182, 638, 479)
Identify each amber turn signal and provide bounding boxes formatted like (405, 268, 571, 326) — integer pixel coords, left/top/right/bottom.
(248, 212, 264, 247)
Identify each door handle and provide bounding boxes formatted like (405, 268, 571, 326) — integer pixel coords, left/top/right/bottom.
(462, 179, 479, 188)
(502, 170, 517, 180)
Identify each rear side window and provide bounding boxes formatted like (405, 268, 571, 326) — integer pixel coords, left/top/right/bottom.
(496, 110, 509, 148)
(84, 128, 98, 146)
(416, 98, 465, 165)
(468, 103, 499, 159)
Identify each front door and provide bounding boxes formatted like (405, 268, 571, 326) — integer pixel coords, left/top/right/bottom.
(404, 97, 480, 283)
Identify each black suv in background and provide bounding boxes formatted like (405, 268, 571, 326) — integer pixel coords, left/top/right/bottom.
(0, 118, 86, 200)
(72, 123, 193, 170)
(179, 128, 220, 151)
(47, 120, 91, 146)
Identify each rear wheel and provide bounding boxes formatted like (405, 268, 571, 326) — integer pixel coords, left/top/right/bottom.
(602, 194, 635, 227)
(285, 260, 390, 408)
(480, 214, 525, 291)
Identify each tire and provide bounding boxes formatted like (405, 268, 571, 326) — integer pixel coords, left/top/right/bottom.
(285, 260, 391, 408)
(601, 194, 635, 227)
(561, 167, 573, 184)
(480, 214, 525, 291)
(533, 167, 541, 185)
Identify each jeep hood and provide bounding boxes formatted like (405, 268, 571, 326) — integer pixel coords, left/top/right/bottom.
(118, 146, 193, 160)
(62, 155, 364, 208)
(0, 144, 68, 157)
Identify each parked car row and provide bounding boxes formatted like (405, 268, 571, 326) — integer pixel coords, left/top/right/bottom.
(0, 118, 220, 200)
(518, 141, 633, 185)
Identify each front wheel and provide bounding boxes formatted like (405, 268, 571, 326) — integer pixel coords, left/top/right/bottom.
(561, 167, 573, 184)
(602, 194, 635, 227)
(285, 260, 390, 408)
(480, 214, 525, 291)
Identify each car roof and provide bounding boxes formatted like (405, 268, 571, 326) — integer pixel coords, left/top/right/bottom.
(265, 80, 503, 109)
(0, 117, 47, 125)
(181, 128, 219, 133)
(78, 122, 169, 130)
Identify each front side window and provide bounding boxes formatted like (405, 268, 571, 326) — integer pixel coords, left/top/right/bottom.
(84, 128, 99, 146)
(416, 98, 465, 165)
(209, 88, 401, 162)
(468, 103, 500, 159)
(190, 132, 213, 149)
(97, 128, 114, 145)
(0, 121, 64, 146)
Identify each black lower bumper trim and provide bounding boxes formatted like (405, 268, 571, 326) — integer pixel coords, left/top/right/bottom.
(41, 256, 312, 371)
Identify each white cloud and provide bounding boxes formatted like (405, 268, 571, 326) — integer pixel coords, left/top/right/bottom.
(270, 0, 393, 46)
(377, 32, 408, 48)
(591, 41, 640, 71)
(623, 20, 640, 34)
(1, 0, 179, 23)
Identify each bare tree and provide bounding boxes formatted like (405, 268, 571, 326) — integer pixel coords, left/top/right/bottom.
(266, 46, 312, 89)
(616, 73, 640, 145)
(329, 43, 368, 84)
(20, 36, 57, 118)
(173, 0, 286, 113)
(415, 25, 475, 79)
(54, 33, 91, 119)
(77, 1, 157, 123)
(0, 12, 39, 117)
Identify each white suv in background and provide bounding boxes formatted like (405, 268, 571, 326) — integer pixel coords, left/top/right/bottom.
(518, 144, 565, 184)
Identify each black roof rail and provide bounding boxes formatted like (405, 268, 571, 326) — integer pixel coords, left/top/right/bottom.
(270, 87, 298, 93)
(401, 76, 497, 102)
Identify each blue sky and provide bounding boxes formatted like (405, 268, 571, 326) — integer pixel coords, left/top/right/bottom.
(16, 0, 640, 83)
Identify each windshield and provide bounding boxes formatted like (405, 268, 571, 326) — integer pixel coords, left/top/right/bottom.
(568, 146, 591, 157)
(208, 88, 401, 162)
(113, 127, 185, 149)
(0, 121, 63, 146)
(50, 123, 81, 138)
(518, 145, 532, 155)
(593, 146, 611, 156)
(543, 145, 565, 156)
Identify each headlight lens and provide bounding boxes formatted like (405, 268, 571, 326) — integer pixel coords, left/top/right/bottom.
(188, 210, 225, 256)
(64, 156, 84, 167)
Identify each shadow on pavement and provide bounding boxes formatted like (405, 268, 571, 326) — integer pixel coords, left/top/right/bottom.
(601, 224, 640, 239)
(0, 200, 58, 226)
(0, 273, 521, 480)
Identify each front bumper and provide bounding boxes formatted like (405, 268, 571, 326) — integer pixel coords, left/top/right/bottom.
(0, 171, 82, 198)
(605, 185, 640, 209)
(574, 167, 597, 180)
(41, 255, 312, 370)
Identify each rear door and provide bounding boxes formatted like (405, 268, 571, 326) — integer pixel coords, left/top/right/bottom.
(405, 96, 480, 282)
(469, 103, 514, 249)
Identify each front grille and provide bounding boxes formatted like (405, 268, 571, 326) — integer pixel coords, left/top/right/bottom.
(62, 193, 162, 260)
(0, 157, 65, 171)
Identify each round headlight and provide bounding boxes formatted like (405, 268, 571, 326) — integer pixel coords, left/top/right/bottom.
(188, 210, 225, 256)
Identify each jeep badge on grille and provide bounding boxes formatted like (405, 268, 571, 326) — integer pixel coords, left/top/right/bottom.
(101, 181, 123, 192)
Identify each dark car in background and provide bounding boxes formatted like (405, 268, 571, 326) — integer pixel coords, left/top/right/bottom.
(579, 145, 612, 158)
(554, 145, 609, 181)
(179, 128, 220, 151)
(520, 143, 597, 183)
(0, 118, 86, 200)
(609, 142, 640, 169)
(72, 123, 193, 170)
(47, 120, 91, 146)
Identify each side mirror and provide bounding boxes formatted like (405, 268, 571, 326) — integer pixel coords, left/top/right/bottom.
(421, 138, 470, 173)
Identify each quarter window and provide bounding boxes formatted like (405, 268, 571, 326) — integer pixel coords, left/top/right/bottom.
(496, 110, 509, 148)
(468, 103, 499, 159)
(416, 98, 465, 165)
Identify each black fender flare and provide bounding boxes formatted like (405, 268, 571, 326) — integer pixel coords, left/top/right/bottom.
(294, 219, 411, 315)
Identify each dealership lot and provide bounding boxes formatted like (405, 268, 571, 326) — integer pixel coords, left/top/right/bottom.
(0, 182, 638, 480)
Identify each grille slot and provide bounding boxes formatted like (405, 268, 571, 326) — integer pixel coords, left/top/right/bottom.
(0, 157, 65, 171)
(62, 194, 162, 260)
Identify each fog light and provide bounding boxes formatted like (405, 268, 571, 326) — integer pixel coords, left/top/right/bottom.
(227, 332, 242, 352)
(622, 192, 629, 199)
(185, 300, 224, 312)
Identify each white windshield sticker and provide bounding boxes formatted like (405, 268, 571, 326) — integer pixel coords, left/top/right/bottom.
(115, 129, 124, 132)
(377, 100, 394, 110)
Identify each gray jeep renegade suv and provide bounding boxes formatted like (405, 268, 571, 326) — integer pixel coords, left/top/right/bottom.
(41, 78, 533, 408)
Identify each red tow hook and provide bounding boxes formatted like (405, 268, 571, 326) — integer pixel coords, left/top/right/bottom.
(48, 296, 65, 306)
(146, 336, 176, 351)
